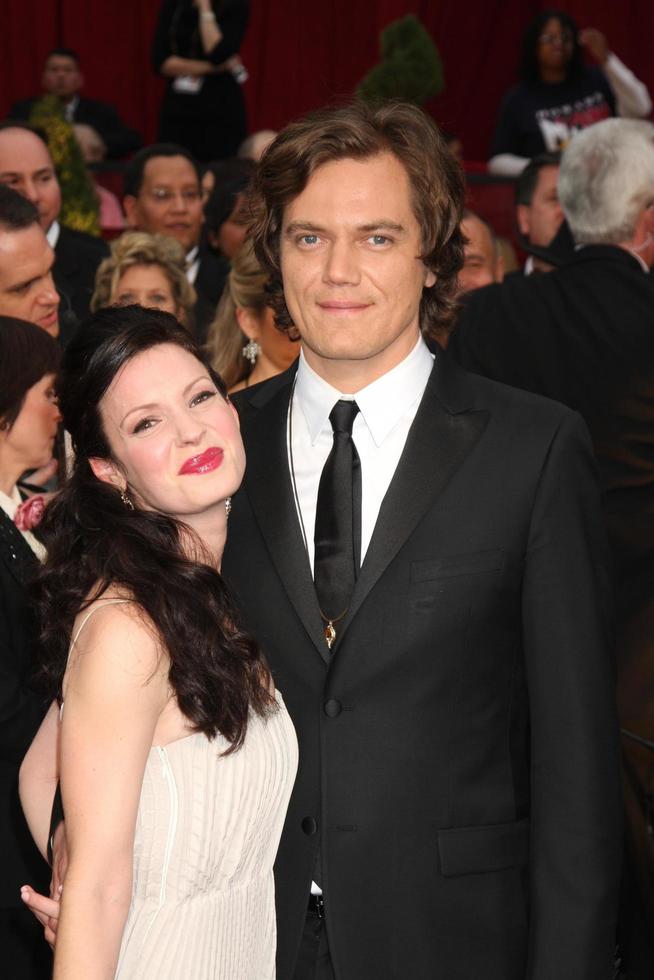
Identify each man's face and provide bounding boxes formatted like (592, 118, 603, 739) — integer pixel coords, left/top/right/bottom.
(517, 165, 563, 247)
(42, 55, 83, 101)
(458, 215, 503, 294)
(0, 225, 60, 336)
(124, 156, 203, 253)
(0, 128, 61, 232)
(280, 153, 435, 388)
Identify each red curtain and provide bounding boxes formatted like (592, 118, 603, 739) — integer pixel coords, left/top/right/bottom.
(2, 1, 653, 162)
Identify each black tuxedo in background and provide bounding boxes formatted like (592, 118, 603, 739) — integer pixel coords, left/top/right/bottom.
(53, 225, 108, 336)
(223, 351, 622, 980)
(450, 246, 654, 976)
(9, 97, 142, 159)
(0, 512, 50, 978)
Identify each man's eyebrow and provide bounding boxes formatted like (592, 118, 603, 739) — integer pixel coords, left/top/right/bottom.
(120, 374, 212, 426)
(0, 167, 54, 179)
(8, 275, 39, 293)
(284, 220, 406, 236)
(284, 221, 328, 237)
(357, 221, 406, 234)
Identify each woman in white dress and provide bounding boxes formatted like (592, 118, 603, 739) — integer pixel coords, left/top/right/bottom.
(19, 305, 298, 980)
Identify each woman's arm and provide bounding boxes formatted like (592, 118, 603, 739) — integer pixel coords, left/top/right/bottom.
(19, 700, 60, 860)
(487, 153, 529, 176)
(195, 0, 224, 54)
(580, 29, 652, 118)
(52, 603, 168, 980)
(159, 55, 218, 77)
(603, 53, 652, 118)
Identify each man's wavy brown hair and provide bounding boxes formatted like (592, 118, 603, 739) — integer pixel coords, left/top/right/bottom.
(249, 100, 466, 341)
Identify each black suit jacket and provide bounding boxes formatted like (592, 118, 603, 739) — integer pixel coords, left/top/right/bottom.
(0, 511, 50, 909)
(223, 352, 622, 980)
(53, 225, 108, 337)
(450, 247, 654, 970)
(9, 96, 142, 159)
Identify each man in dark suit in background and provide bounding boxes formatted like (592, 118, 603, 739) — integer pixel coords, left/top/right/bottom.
(0, 123, 108, 336)
(9, 48, 141, 161)
(122, 144, 227, 342)
(451, 116, 654, 979)
(0, 186, 59, 338)
(222, 102, 622, 980)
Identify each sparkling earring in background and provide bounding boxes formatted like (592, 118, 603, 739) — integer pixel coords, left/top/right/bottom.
(242, 340, 261, 365)
(225, 497, 232, 517)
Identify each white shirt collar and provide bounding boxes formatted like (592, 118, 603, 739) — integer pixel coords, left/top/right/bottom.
(46, 219, 60, 249)
(295, 336, 434, 448)
(186, 245, 200, 284)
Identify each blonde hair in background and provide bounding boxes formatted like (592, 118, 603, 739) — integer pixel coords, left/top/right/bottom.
(91, 230, 197, 325)
(205, 238, 271, 389)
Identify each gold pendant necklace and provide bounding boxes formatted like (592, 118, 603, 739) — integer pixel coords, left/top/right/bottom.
(319, 606, 348, 650)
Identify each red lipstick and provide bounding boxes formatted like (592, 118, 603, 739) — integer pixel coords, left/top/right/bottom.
(178, 447, 224, 475)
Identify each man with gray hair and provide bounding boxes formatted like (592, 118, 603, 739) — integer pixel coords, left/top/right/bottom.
(451, 116, 654, 979)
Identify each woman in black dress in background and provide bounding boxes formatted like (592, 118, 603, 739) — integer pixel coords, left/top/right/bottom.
(152, 0, 250, 162)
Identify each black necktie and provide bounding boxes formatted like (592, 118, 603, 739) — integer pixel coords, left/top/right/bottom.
(314, 400, 361, 649)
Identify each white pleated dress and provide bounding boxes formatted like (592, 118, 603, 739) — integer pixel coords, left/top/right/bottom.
(66, 602, 298, 980)
(115, 692, 297, 979)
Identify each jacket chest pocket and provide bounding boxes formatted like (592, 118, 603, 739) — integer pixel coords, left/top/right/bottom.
(411, 548, 504, 584)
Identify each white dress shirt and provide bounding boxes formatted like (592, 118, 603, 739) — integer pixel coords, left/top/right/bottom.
(289, 336, 434, 895)
(289, 336, 435, 573)
(186, 245, 200, 285)
(46, 220, 60, 249)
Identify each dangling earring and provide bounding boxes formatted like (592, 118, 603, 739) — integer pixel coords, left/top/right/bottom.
(242, 339, 261, 365)
(120, 488, 134, 511)
(225, 496, 232, 517)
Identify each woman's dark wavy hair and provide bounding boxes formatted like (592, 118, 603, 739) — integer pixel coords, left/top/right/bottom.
(520, 9, 584, 86)
(35, 305, 272, 751)
(0, 316, 61, 429)
(249, 100, 466, 340)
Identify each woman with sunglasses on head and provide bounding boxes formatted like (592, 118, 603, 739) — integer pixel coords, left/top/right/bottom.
(19, 306, 297, 979)
(489, 9, 651, 176)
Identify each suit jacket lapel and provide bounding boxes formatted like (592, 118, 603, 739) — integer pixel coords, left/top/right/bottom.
(338, 352, 489, 642)
(240, 369, 329, 662)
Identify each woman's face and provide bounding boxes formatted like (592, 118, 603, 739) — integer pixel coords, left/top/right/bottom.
(537, 17, 573, 73)
(1, 373, 61, 473)
(94, 344, 245, 523)
(113, 264, 179, 318)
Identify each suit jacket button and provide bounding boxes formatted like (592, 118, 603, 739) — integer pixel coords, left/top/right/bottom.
(302, 817, 318, 835)
(324, 699, 341, 717)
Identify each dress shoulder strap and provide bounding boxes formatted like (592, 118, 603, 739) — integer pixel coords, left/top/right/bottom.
(70, 598, 133, 651)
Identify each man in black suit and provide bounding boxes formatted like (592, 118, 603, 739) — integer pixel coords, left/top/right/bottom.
(514, 152, 563, 275)
(123, 144, 228, 342)
(221, 102, 623, 979)
(9, 48, 141, 161)
(0, 123, 108, 334)
(451, 116, 654, 979)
